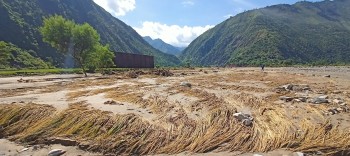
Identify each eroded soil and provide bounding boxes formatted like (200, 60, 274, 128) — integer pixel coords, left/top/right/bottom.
(0, 67, 350, 155)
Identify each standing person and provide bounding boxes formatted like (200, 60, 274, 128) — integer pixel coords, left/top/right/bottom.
(261, 64, 265, 71)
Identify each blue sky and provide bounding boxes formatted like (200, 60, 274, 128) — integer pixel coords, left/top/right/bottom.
(93, 0, 322, 47)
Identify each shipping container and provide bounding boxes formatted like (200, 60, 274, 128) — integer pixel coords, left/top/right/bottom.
(114, 52, 154, 68)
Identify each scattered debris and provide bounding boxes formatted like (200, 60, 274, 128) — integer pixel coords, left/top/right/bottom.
(48, 149, 66, 156)
(324, 75, 331, 78)
(280, 96, 294, 102)
(310, 96, 329, 104)
(126, 71, 138, 78)
(78, 142, 90, 150)
(294, 96, 307, 102)
(180, 82, 192, 87)
(333, 98, 344, 105)
(277, 84, 311, 92)
(17, 78, 34, 83)
(318, 95, 329, 99)
(18, 148, 29, 153)
(310, 98, 329, 104)
(233, 112, 254, 126)
(328, 109, 340, 115)
(293, 152, 304, 156)
(278, 84, 293, 91)
(104, 100, 120, 105)
(47, 138, 78, 146)
(336, 107, 344, 112)
(332, 90, 342, 94)
(153, 69, 174, 77)
(280, 96, 308, 102)
(242, 119, 253, 126)
(32, 145, 41, 151)
(340, 103, 347, 106)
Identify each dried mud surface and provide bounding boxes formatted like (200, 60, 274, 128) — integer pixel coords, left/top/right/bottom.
(0, 67, 350, 155)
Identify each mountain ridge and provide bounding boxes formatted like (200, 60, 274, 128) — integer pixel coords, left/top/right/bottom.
(181, 0, 350, 66)
(143, 36, 184, 56)
(0, 0, 180, 67)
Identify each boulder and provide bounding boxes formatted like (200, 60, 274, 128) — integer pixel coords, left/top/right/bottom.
(48, 149, 66, 156)
(233, 112, 254, 126)
(310, 98, 329, 104)
(318, 95, 329, 99)
(324, 75, 331, 78)
(180, 82, 192, 87)
(242, 119, 253, 126)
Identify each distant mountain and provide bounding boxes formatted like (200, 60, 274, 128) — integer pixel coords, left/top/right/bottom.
(143, 36, 184, 56)
(0, 0, 180, 67)
(181, 0, 350, 66)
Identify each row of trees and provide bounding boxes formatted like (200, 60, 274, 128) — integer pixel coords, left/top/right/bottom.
(40, 15, 114, 76)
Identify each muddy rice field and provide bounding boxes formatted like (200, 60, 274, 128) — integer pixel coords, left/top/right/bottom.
(0, 67, 350, 156)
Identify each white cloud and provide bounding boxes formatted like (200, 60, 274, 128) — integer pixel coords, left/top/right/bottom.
(231, 0, 257, 8)
(134, 21, 214, 47)
(182, 0, 195, 7)
(93, 0, 136, 16)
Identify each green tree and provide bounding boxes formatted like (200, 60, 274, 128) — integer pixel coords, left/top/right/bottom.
(85, 44, 115, 73)
(0, 41, 11, 67)
(40, 15, 111, 76)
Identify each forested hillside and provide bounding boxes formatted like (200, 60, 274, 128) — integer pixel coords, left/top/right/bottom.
(181, 0, 350, 66)
(0, 0, 180, 67)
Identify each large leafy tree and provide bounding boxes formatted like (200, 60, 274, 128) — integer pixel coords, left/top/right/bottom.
(86, 44, 115, 73)
(40, 15, 114, 76)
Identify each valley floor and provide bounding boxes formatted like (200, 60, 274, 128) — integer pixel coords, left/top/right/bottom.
(0, 67, 350, 155)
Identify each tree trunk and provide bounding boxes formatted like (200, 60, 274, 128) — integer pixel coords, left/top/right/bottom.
(82, 66, 87, 77)
(76, 56, 87, 77)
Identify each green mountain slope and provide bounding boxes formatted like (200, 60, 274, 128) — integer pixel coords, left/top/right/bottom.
(143, 36, 183, 56)
(0, 0, 180, 67)
(180, 0, 350, 66)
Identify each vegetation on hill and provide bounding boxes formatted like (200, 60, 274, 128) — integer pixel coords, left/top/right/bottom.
(181, 0, 350, 66)
(143, 36, 184, 56)
(0, 41, 50, 69)
(0, 0, 180, 67)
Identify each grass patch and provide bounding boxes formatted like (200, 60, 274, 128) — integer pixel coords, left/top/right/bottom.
(0, 68, 83, 76)
(0, 68, 133, 76)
